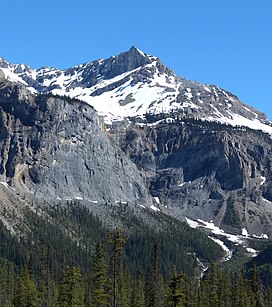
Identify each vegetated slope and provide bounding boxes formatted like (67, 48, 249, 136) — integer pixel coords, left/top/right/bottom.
(0, 199, 224, 278)
(245, 244, 272, 287)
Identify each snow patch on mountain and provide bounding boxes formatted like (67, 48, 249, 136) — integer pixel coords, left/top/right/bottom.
(207, 112, 272, 135)
(209, 237, 233, 261)
(1, 48, 272, 134)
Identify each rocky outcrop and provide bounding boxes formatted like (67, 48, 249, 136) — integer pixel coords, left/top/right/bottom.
(1, 48, 271, 133)
(1, 47, 272, 239)
(113, 118, 272, 236)
(0, 80, 153, 206)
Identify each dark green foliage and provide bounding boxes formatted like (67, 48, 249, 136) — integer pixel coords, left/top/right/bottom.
(247, 262, 265, 306)
(202, 262, 220, 306)
(38, 246, 57, 307)
(131, 272, 145, 307)
(145, 244, 164, 307)
(37, 92, 94, 110)
(233, 272, 249, 307)
(0, 220, 28, 269)
(58, 265, 84, 306)
(125, 214, 224, 277)
(117, 270, 131, 307)
(164, 267, 186, 307)
(1, 199, 272, 306)
(0, 200, 224, 285)
(90, 242, 108, 307)
(0, 261, 15, 306)
(0, 230, 271, 306)
(222, 198, 241, 227)
(108, 229, 126, 307)
(14, 267, 39, 307)
(246, 245, 272, 288)
(141, 112, 272, 139)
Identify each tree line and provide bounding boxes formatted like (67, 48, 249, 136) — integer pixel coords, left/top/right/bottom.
(0, 228, 272, 306)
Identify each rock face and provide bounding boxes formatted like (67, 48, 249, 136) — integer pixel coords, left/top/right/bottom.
(0, 79, 152, 206)
(1, 47, 272, 238)
(112, 118, 272, 236)
(1, 47, 271, 133)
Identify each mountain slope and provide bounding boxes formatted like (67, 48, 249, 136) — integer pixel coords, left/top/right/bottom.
(0, 47, 272, 255)
(0, 79, 152, 207)
(1, 47, 271, 134)
(113, 117, 272, 237)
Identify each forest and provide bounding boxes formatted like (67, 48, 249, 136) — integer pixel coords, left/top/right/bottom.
(0, 202, 272, 306)
(0, 229, 272, 306)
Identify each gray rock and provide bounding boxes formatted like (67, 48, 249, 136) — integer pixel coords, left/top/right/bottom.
(114, 120, 272, 236)
(0, 81, 153, 206)
(1, 47, 272, 240)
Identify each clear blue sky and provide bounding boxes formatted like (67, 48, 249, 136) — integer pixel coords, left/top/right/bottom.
(1, 0, 271, 119)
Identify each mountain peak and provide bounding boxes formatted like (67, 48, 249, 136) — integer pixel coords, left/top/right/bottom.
(0, 57, 9, 65)
(115, 46, 153, 69)
(88, 46, 153, 80)
(0, 49, 271, 135)
(127, 46, 146, 57)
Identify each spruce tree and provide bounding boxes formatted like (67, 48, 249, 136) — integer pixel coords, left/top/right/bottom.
(38, 246, 57, 307)
(202, 262, 219, 307)
(117, 270, 130, 307)
(108, 229, 125, 307)
(164, 267, 186, 307)
(132, 271, 145, 307)
(234, 272, 249, 307)
(58, 265, 84, 306)
(146, 244, 163, 307)
(0, 262, 15, 307)
(90, 242, 108, 307)
(14, 267, 39, 307)
(218, 269, 232, 307)
(248, 262, 265, 307)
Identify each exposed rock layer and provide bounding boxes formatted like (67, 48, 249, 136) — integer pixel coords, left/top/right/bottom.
(0, 80, 152, 206)
(112, 118, 272, 235)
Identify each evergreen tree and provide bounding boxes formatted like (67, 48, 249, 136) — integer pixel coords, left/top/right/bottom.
(38, 246, 57, 307)
(146, 244, 164, 307)
(233, 272, 250, 307)
(202, 262, 219, 307)
(0, 262, 15, 307)
(14, 267, 39, 307)
(108, 229, 125, 307)
(196, 284, 205, 307)
(184, 275, 198, 307)
(117, 270, 130, 307)
(90, 242, 108, 307)
(248, 262, 265, 307)
(266, 287, 272, 306)
(164, 267, 186, 307)
(131, 271, 145, 307)
(218, 269, 232, 307)
(58, 265, 84, 306)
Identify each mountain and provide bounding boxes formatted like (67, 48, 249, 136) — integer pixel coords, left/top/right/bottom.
(0, 47, 272, 266)
(115, 117, 272, 236)
(1, 47, 272, 133)
(0, 79, 153, 206)
(0, 79, 224, 277)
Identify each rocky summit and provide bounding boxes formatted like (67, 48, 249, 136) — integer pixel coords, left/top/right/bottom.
(1, 46, 272, 133)
(0, 47, 272, 242)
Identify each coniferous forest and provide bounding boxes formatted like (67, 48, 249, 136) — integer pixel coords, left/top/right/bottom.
(0, 230, 272, 306)
(1, 202, 272, 306)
